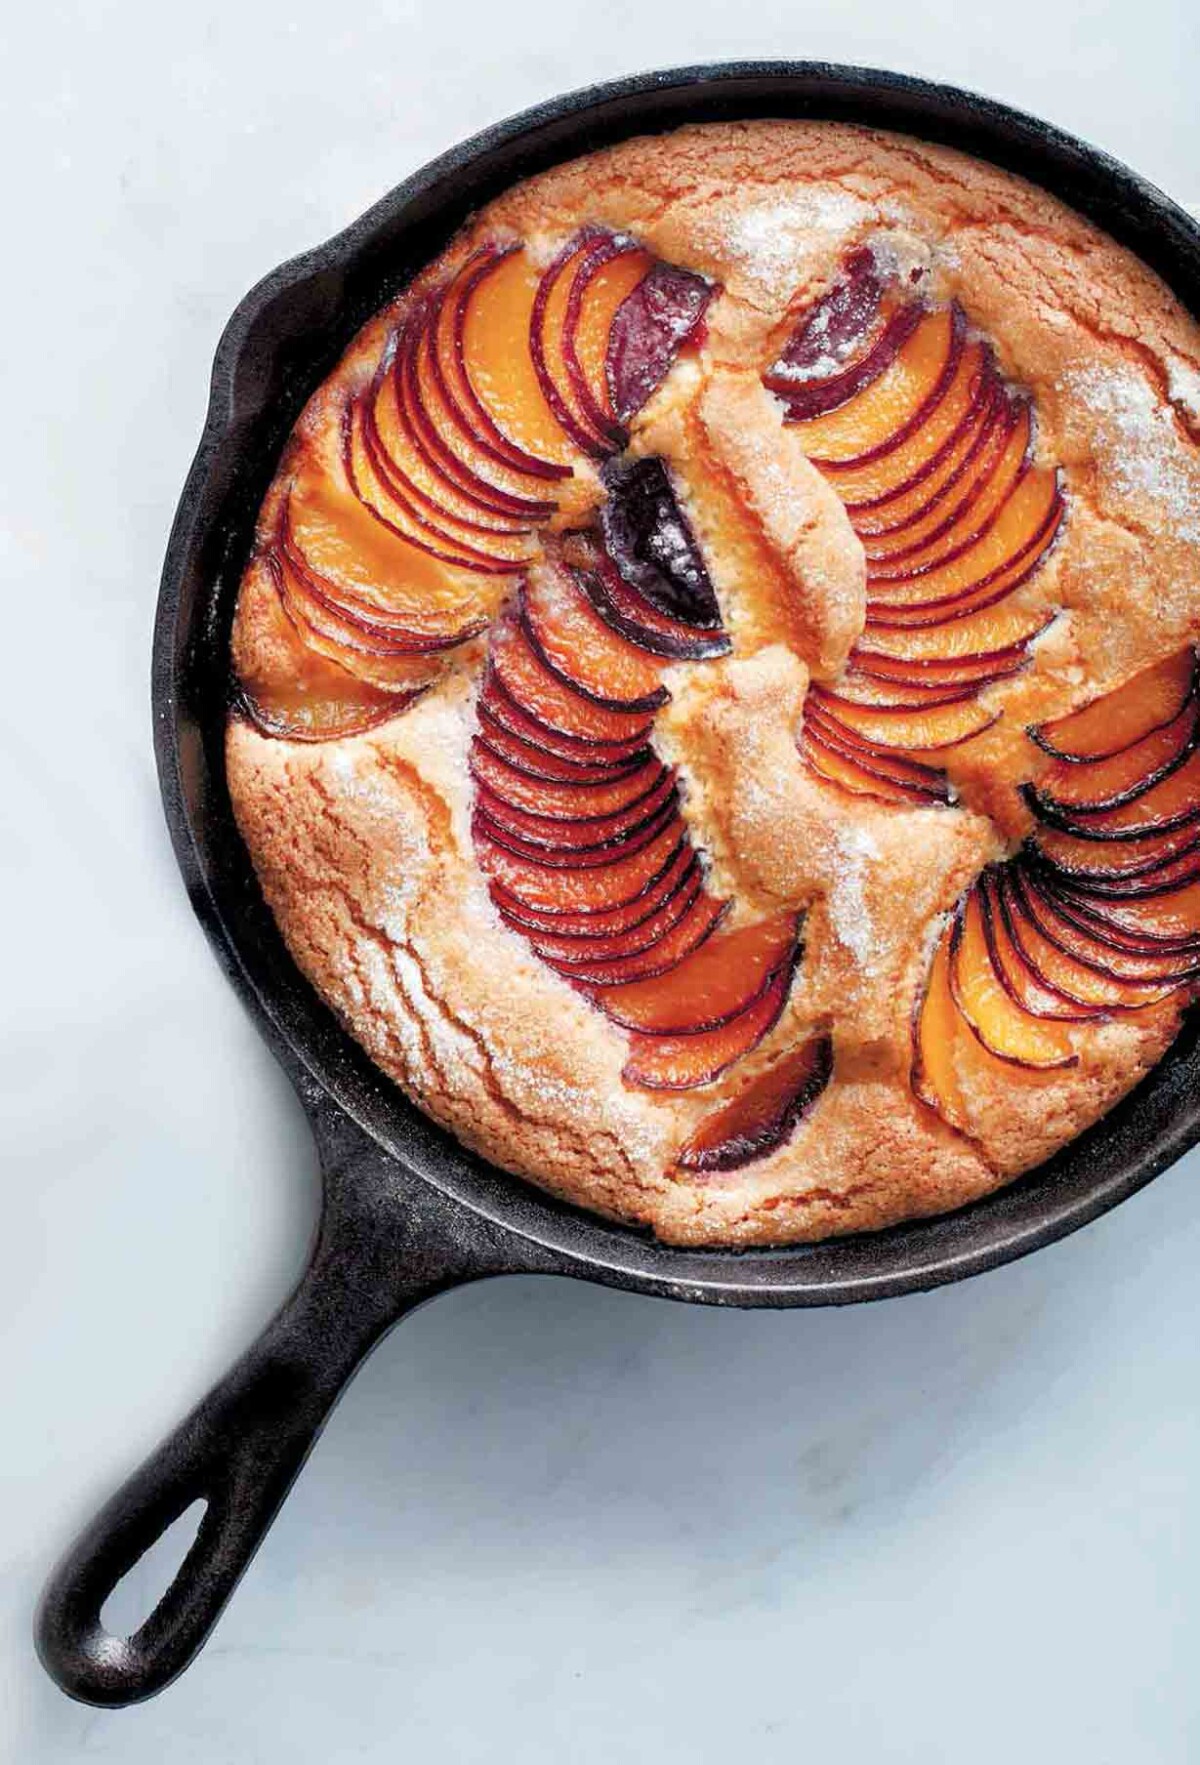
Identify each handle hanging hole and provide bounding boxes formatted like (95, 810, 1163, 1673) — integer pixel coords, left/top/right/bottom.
(99, 1499, 208, 1642)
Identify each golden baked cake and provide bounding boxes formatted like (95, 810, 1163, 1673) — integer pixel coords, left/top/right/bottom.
(226, 120, 1200, 1247)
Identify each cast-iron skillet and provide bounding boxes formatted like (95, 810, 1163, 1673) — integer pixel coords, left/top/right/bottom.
(35, 60, 1200, 1708)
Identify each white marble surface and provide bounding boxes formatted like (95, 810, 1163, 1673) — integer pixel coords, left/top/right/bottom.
(5, 3, 1200, 1758)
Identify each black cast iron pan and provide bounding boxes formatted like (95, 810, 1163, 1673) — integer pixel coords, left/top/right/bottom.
(35, 60, 1200, 1708)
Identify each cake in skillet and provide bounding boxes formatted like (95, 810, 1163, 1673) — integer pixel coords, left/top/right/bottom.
(226, 120, 1200, 1246)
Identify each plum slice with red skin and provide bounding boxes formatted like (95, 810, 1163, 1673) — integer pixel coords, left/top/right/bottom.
(677, 1035, 835, 1173)
(605, 261, 715, 423)
(1007, 866, 1195, 995)
(473, 771, 679, 854)
(437, 249, 571, 483)
(599, 454, 725, 631)
(529, 233, 616, 456)
(773, 302, 924, 422)
(576, 555, 731, 661)
(472, 790, 683, 870)
(1019, 747, 1200, 842)
(1029, 869, 1200, 958)
(563, 892, 729, 988)
(1025, 696, 1200, 818)
(478, 821, 689, 916)
(866, 495, 1064, 631)
(402, 304, 557, 522)
(478, 669, 653, 766)
(765, 247, 886, 392)
(561, 232, 650, 446)
(515, 868, 708, 967)
(343, 399, 526, 574)
(947, 888, 1078, 1069)
(802, 706, 952, 803)
(1028, 650, 1199, 763)
(841, 358, 1001, 522)
(981, 869, 1107, 1022)
(489, 839, 696, 937)
(802, 727, 949, 808)
(469, 742, 668, 817)
(519, 568, 670, 713)
(473, 708, 651, 784)
(589, 914, 800, 1035)
(487, 609, 656, 746)
(622, 943, 801, 1092)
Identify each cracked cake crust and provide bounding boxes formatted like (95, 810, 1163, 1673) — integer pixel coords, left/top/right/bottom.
(226, 120, 1200, 1246)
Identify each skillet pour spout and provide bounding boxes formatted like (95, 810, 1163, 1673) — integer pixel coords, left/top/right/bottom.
(34, 61, 1200, 1706)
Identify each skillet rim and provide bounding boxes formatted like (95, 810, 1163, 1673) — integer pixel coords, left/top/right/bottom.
(152, 58, 1200, 1308)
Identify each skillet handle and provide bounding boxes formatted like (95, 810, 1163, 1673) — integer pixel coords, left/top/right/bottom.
(34, 1137, 505, 1707)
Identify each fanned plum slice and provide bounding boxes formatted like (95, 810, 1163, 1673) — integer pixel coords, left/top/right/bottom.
(1003, 868, 1176, 1009)
(369, 333, 533, 535)
(564, 236, 654, 441)
(435, 251, 571, 482)
(473, 793, 682, 870)
(458, 248, 578, 475)
(577, 555, 730, 661)
(856, 380, 1014, 542)
(531, 234, 615, 455)
(599, 454, 725, 630)
(1029, 650, 1197, 762)
(234, 564, 419, 741)
(475, 820, 687, 914)
(786, 307, 958, 465)
(911, 931, 970, 1127)
(982, 870, 1106, 1021)
(274, 555, 448, 694)
(803, 726, 949, 807)
(593, 914, 801, 1034)
(1028, 698, 1200, 817)
(344, 399, 530, 572)
(803, 705, 953, 799)
(832, 343, 992, 514)
(808, 687, 999, 753)
(1032, 820, 1200, 881)
(677, 1035, 834, 1172)
(1048, 874, 1200, 946)
(487, 609, 656, 745)
(859, 603, 1056, 664)
(565, 892, 729, 987)
(1022, 747, 1200, 841)
(832, 670, 981, 711)
(489, 840, 695, 937)
(622, 950, 799, 1091)
(867, 467, 1063, 609)
(852, 640, 1033, 692)
(469, 742, 667, 817)
(474, 770, 678, 853)
(478, 669, 652, 765)
(410, 306, 559, 517)
(519, 871, 708, 968)
(764, 247, 888, 396)
(866, 400, 1031, 575)
(948, 889, 1078, 1068)
(1016, 869, 1200, 985)
(773, 303, 925, 423)
(520, 565, 670, 711)
(606, 260, 715, 423)
(283, 462, 502, 637)
(474, 708, 650, 782)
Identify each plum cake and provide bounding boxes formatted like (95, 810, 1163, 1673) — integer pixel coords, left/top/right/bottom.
(226, 120, 1200, 1246)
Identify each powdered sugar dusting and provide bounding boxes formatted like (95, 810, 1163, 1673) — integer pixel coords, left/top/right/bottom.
(829, 826, 881, 974)
(1166, 356, 1200, 424)
(722, 191, 875, 298)
(1062, 362, 1200, 541)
